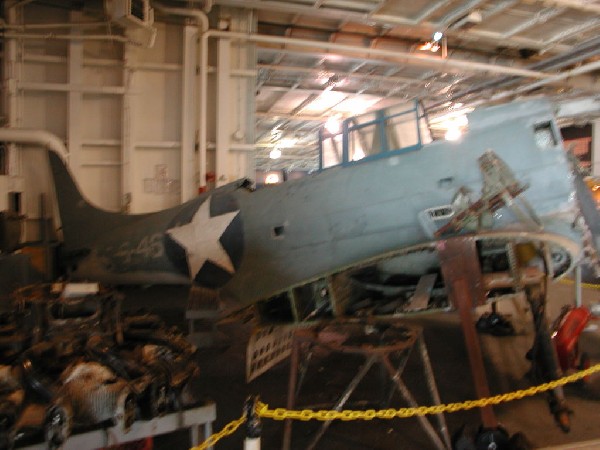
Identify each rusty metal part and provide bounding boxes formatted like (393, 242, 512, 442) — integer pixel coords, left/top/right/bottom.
(482, 267, 545, 291)
(435, 151, 543, 238)
(437, 237, 498, 429)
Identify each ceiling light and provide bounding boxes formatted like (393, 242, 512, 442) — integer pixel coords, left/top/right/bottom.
(432, 31, 444, 42)
(279, 137, 298, 148)
(265, 173, 280, 184)
(419, 41, 433, 51)
(307, 90, 346, 112)
(325, 116, 341, 134)
(335, 96, 380, 114)
(445, 127, 462, 141)
(269, 148, 282, 159)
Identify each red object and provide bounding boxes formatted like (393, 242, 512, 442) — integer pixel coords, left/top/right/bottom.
(103, 437, 153, 450)
(552, 306, 591, 373)
(205, 171, 216, 183)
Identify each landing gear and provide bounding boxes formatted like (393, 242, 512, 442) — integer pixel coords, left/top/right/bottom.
(437, 236, 571, 448)
(526, 285, 571, 433)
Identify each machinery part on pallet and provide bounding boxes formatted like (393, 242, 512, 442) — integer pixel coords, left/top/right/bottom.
(0, 402, 18, 450)
(115, 390, 137, 432)
(60, 361, 133, 427)
(0, 284, 201, 448)
(44, 403, 72, 450)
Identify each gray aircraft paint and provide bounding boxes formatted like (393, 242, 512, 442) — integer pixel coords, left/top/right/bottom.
(48, 98, 592, 308)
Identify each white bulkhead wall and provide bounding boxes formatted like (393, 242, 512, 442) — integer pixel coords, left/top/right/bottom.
(211, 7, 257, 189)
(1, 3, 256, 242)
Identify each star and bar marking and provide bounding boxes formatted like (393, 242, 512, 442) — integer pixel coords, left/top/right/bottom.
(166, 197, 240, 279)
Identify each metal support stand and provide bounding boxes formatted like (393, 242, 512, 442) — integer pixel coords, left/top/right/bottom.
(281, 322, 451, 450)
(574, 264, 582, 308)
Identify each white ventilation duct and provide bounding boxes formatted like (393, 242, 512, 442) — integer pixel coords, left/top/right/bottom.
(0, 128, 69, 162)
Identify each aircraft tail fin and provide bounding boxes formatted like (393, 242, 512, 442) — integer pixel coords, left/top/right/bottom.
(47, 151, 140, 255)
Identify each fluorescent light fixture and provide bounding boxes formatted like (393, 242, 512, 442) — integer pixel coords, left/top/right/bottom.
(269, 148, 282, 159)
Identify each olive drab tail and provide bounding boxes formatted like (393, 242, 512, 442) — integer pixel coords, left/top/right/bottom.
(47, 151, 142, 256)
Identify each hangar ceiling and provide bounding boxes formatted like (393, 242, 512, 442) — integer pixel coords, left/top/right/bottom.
(3, 0, 600, 175)
(209, 0, 600, 171)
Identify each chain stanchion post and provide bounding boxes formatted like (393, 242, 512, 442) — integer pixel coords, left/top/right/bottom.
(244, 396, 261, 450)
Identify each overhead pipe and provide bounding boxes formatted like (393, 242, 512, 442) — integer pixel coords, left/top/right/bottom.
(0, 31, 138, 45)
(205, 31, 552, 79)
(539, 0, 600, 14)
(0, 128, 69, 162)
(0, 21, 109, 30)
(153, 2, 209, 31)
(213, 0, 570, 53)
(428, 34, 600, 112)
(491, 59, 600, 101)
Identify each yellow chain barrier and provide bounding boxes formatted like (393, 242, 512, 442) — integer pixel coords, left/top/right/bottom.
(191, 413, 246, 450)
(191, 363, 600, 449)
(257, 363, 600, 421)
(558, 278, 600, 290)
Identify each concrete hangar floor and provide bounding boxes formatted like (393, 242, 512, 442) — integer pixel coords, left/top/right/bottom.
(118, 280, 600, 450)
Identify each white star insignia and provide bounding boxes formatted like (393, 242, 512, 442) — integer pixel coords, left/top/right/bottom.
(166, 197, 239, 278)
